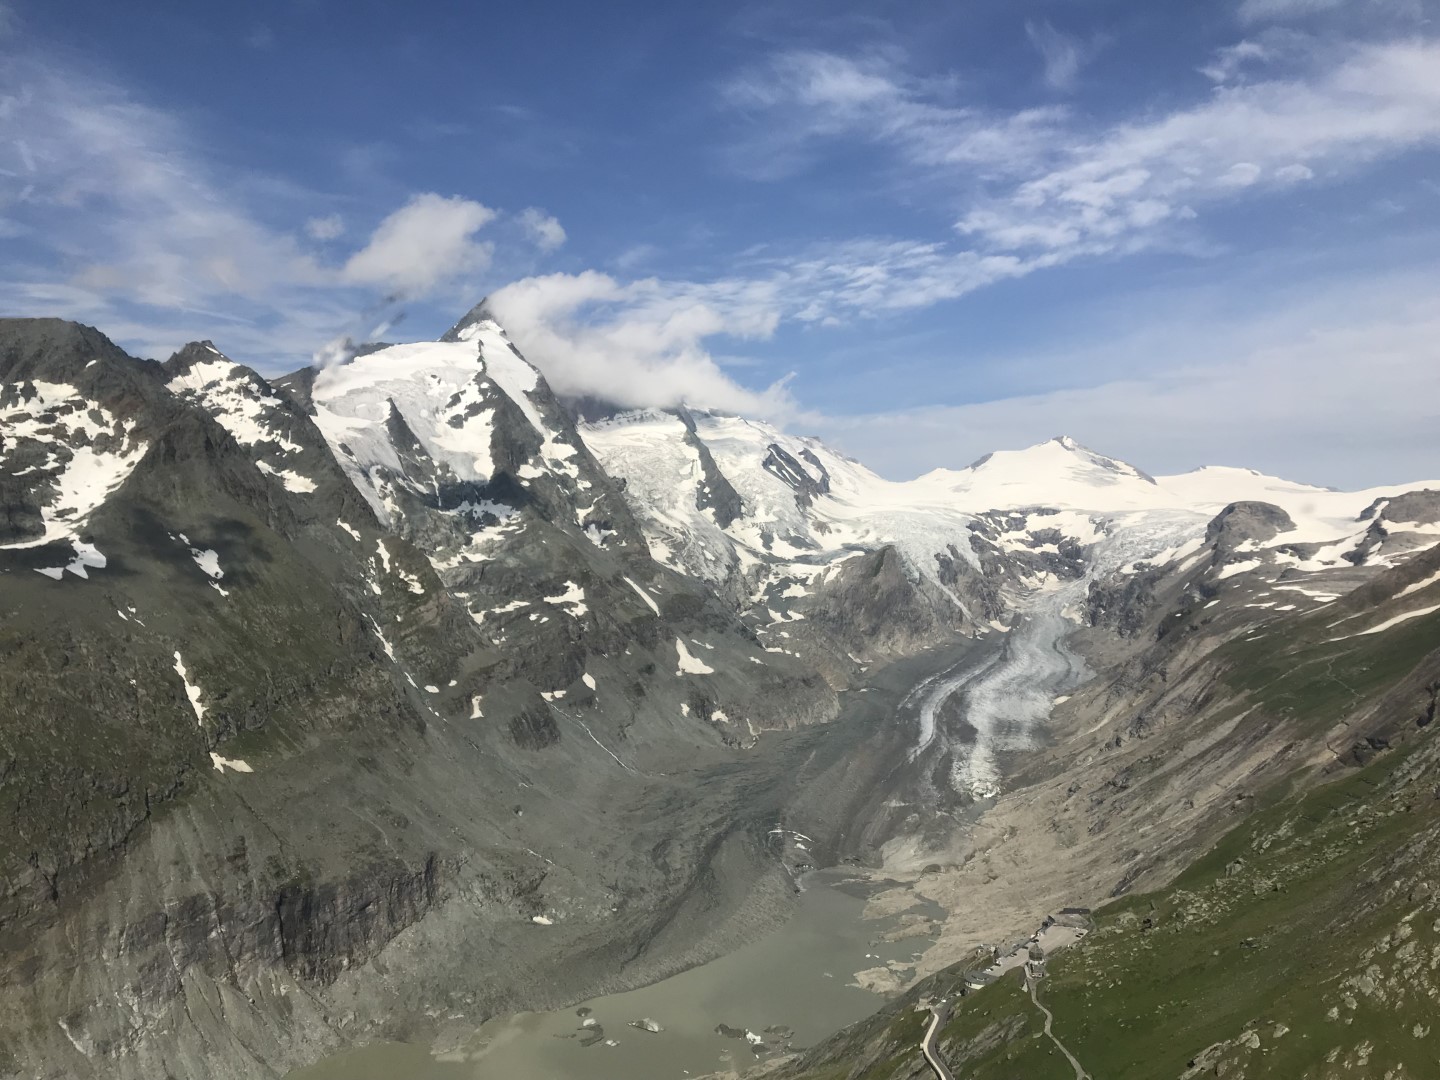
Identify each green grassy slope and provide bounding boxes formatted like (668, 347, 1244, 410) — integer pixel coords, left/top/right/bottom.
(780, 741, 1439, 1080)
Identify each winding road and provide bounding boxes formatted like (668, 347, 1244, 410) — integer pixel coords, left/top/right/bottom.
(918, 980, 1091, 1080)
(920, 1002, 955, 1080)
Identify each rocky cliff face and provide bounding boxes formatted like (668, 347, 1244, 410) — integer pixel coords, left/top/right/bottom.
(798, 546, 967, 664)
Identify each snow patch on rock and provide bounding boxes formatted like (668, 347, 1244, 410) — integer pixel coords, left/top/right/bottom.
(0, 382, 148, 550)
(172, 652, 206, 724)
(33, 539, 107, 580)
(543, 581, 588, 618)
(675, 639, 714, 675)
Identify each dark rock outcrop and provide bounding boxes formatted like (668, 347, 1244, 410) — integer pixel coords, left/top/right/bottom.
(1205, 501, 1295, 557)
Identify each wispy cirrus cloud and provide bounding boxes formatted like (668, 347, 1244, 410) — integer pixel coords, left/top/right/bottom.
(720, 49, 1067, 181)
(1198, 39, 1273, 83)
(1024, 20, 1100, 91)
(4, 62, 325, 308)
(723, 37, 1440, 270)
(958, 39, 1440, 259)
(0, 43, 563, 365)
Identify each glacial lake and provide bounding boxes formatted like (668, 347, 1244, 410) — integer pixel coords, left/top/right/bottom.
(290, 869, 935, 1080)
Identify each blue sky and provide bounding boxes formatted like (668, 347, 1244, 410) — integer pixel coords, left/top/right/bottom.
(2, 0, 1438, 485)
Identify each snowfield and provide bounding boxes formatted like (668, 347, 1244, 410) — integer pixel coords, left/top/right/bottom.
(675, 639, 715, 676)
(309, 339, 504, 521)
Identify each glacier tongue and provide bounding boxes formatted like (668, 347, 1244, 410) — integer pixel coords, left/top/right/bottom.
(945, 579, 1089, 799)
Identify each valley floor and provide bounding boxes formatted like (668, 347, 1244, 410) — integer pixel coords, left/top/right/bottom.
(280, 639, 1006, 1079)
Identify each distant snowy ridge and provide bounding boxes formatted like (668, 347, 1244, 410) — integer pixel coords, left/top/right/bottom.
(579, 413, 1440, 650)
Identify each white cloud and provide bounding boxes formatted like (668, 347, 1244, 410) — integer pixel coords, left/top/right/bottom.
(1199, 40, 1272, 83)
(478, 226, 1113, 422)
(484, 230, 1079, 415)
(726, 50, 895, 111)
(485, 248, 1440, 491)
(766, 238, 1041, 316)
(1218, 161, 1264, 187)
(518, 207, 566, 251)
(723, 38, 1440, 275)
(305, 213, 345, 241)
(4, 17, 1436, 497)
(1024, 20, 1092, 91)
(486, 270, 793, 416)
(0, 53, 529, 366)
(13, 91, 327, 308)
(613, 242, 660, 271)
(342, 193, 496, 295)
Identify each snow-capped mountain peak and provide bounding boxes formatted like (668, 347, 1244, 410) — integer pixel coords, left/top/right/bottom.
(308, 337, 503, 517)
(302, 319, 590, 526)
(439, 297, 502, 345)
(923, 435, 1160, 513)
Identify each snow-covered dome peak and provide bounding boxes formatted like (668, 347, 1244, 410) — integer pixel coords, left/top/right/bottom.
(927, 436, 1161, 512)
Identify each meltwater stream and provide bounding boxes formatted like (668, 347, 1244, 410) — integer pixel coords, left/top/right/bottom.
(288, 870, 939, 1080)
